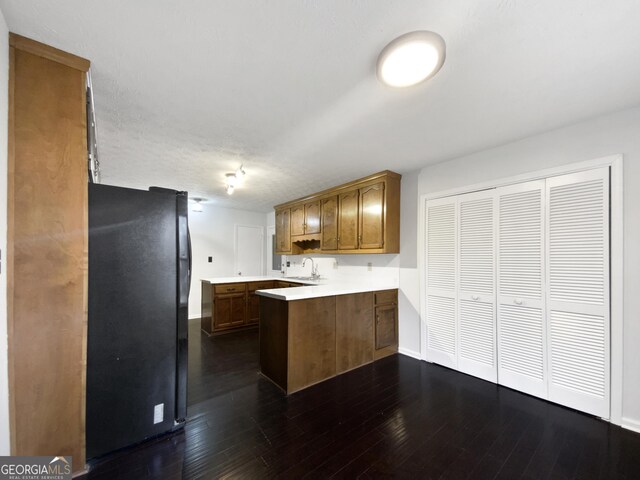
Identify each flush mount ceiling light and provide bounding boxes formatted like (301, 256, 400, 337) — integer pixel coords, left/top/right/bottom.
(377, 31, 446, 88)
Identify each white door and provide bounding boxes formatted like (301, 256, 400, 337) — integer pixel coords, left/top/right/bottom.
(425, 197, 458, 369)
(457, 190, 497, 382)
(546, 168, 610, 418)
(496, 180, 547, 398)
(234, 225, 264, 277)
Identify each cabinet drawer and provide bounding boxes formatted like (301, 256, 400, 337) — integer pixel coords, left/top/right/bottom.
(248, 281, 275, 292)
(214, 283, 247, 294)
(374, 289, 397, 305)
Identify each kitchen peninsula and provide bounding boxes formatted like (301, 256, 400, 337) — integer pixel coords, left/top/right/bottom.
(257, 284, 398, 394)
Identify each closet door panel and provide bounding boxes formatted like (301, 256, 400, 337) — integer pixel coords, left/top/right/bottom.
(425, 197, 457, 368)
(546, 168, 610, 418)
(457, 192, 496, 382)
(497, 180, 547, 398)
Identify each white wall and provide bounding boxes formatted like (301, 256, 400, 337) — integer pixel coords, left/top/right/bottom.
(398, 172, 421, 358)
(408, 105, 640, 430)
(188, 205, 267, 318)
(0, 8, 10, 455)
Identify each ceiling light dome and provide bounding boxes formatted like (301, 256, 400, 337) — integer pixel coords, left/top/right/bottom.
(377, 31, 446, 88)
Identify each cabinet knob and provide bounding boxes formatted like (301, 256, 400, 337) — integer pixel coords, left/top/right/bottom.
(472, 294, 479, 301)
(514, 298, 523, 305)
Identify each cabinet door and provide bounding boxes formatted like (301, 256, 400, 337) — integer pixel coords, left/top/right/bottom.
(321, 196, 338, 250)
(338, 190, 359, 250)
(336, 292, 373, 373)
(275, 208, 291, 253)
(375, 304, 397, 350)
(305, 201, 321, 234)
(359, 182, 385, 249)
(214, 293, 246, 329)
(291, 204, 305, 236)
(247, 292, 260, 324)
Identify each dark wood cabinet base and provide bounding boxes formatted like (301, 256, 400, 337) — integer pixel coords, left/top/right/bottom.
(259, 289, 398, 394)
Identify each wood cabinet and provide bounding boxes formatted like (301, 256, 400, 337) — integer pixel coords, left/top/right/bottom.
(336, 292, 374, 374)
(338, 189, 359, 250)
(8, 34, 90, 470)
(214, 293, 246, 329)
(291, 201, 321, 237)
(275, 208, 291, 254)
(321, 196, 338, 250)
(374, 290, 398, 359)
(291, 204, 305, 236)
(274, 171, 401, 255)
(202, 280, 281, 334)
(359, 182, 385, 249)
(260, 289, 398, 394)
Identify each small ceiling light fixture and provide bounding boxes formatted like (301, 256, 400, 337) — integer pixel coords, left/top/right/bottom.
(225, 173, 237, 195)
(235, 164, 246, 184)
(191, 198, 204, 212)
(377, 31, 446, 88)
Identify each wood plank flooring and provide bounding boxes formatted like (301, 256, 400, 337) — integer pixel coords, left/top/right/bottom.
(85, 321, 640, 479)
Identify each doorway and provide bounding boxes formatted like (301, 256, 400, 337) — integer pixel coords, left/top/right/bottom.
(234, 224, 264, 277)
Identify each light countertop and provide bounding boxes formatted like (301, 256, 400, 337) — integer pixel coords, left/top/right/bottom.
(201, 276, 324, 285)
(202, 276, 282, 284)
(255, 282, 398, 301)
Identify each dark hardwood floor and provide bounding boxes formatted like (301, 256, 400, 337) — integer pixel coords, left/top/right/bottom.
(187, 322, 260, 406)
(86, 320, 640, 479)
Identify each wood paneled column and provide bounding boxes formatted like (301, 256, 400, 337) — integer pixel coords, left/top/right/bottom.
(8, 33, 89, 471)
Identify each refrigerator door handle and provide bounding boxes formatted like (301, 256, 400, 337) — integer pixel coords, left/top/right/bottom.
(187, 227, 192, 295)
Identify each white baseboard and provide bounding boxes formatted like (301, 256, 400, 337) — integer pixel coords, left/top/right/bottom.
(621, 417, 640, 434)
(398, 347, 422, 360)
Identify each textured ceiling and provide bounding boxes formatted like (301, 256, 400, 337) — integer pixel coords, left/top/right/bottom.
(2, 0, 640, 212)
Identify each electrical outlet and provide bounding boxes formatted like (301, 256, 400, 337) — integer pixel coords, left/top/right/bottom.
(153, 403, 164, 424)
(208, 256, 213, 263)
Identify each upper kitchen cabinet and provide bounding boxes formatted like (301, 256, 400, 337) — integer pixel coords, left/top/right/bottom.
(359, 182, 385, 249)
(321, 196, 339, 250)
(275, 208, 291, 254)
(274, 171, 401, 254)
(291, 201, 321, 237)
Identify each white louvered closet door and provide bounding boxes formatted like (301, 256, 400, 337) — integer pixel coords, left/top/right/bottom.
(496, 180, 547, 398)
(457, 191, 497, 382)
(425, 197, 458, 369)
(546, 168, 610, 418)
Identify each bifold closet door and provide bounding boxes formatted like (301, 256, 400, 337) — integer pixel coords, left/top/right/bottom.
(496, 180, 547, 398)
(546, 168, 610, 418)
(457, 191, 497, 382)
(425, 197, 457, 369)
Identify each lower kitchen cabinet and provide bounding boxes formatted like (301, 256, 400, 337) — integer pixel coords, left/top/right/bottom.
(336, 292, 374, 374)
(260, 288, 398, 393)
(201, 279, 306, 335)
(214, 293, 246, 330)
(374, 290, 398, 359)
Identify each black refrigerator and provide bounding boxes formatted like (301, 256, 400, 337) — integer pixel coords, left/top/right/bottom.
(86, 183, 191, 460)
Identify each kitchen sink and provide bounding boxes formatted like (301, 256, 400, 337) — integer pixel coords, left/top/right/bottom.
(284, 276, 318, 281)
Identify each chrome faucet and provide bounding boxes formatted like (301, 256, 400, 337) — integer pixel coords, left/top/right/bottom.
(302, 257, 320, 279)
